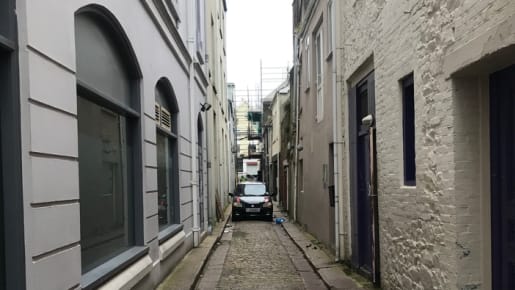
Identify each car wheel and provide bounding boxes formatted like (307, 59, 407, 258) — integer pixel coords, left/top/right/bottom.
(232, 215, 239, 222)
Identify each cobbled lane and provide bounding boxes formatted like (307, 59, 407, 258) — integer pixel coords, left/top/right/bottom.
(196, 219, 327, 290)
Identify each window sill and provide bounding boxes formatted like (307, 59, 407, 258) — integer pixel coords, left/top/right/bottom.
(159, 229, 186, 260)
(81, 246, 149, 290)
(400, 185, 417, 190)
(158, 224, 184, 244)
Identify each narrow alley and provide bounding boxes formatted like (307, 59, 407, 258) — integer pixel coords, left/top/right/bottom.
(1, 0, 515, 289)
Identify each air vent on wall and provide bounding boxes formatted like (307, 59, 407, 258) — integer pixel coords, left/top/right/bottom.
(160, 107, 172, 132)
(155, 104, 161, 122)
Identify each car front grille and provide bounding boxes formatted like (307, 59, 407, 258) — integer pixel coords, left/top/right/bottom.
(242, 202, 264, 208)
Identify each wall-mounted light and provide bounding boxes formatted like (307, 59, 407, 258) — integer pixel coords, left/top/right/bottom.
(200, 102, 212, 112)
(362, 114, 374, 127)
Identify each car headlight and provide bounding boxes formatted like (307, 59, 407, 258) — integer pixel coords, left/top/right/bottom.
(233, 197, 243, 207)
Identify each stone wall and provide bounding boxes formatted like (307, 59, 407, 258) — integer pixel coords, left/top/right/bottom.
(338, 1, 515, 289)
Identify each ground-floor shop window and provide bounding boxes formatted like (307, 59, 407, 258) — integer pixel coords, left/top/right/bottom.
(78, 97, 134, 272)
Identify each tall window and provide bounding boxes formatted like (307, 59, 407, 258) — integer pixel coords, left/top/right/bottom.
(75, 10, 140, 273)
(401, 73, 416, 185)
(305, 36, 311, 90)
(155, 79, 179, 229)
(327, 1, 333, 55)
(315, 26, 324, 122)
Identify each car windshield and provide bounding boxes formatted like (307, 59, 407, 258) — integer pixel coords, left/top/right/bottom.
(237, 184, 267, 196)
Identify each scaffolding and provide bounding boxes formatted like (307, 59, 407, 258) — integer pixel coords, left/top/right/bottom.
(234, 61, 289, 170)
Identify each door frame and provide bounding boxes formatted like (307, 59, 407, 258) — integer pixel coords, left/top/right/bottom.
(348, 70, 380, 284)
(0, 0, 26, 288)
(489, 64, 515, 290)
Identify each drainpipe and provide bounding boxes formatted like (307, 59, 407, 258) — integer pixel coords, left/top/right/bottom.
(330, 0, 343, 261)
(293, 33, 301, 221)
(188, 0, 200, 247)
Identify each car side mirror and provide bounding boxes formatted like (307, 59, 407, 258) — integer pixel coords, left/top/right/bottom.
(270, 192, 277, 196)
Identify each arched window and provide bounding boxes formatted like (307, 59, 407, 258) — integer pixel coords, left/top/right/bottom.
(155, 78, 179, 229)
(75, 7, 141, 275)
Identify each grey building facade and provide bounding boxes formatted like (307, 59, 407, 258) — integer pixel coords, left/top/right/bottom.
(292, 0, 338, 254)
(291, 0, 515, 289)
(3, 0, 220, 288)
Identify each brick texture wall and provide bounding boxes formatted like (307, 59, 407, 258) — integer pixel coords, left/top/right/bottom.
(338, 1, 515, 289)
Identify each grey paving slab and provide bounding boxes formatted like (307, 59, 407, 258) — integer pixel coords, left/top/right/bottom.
(274, 204, 365, 290)
(157, 206, 231, 290)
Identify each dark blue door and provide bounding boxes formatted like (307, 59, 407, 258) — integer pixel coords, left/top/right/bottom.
(490, 64, 515, 290)
(357, 131, 372, 273)
(349, 71, 377, 280)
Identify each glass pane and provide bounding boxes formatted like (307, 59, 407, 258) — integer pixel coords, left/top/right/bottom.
(243, 184, 267, 196)
(75, 15, 132, 107)
(358, 82, 369, 122)
(157, 131, 171, 228)
(78, 96, 131, 273)
(316, 33, 322, 85)
(403, 79, 416, 184)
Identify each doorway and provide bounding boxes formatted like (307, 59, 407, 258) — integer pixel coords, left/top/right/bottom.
(349, 71, 379, 282)
(490, 64, 515, 290)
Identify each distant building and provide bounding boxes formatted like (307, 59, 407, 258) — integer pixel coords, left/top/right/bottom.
(235, 96, 263, 179)
(262, 81, 290, 204)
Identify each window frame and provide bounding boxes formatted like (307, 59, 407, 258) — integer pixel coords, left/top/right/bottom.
(0, 1, 26, 288)
(76, 86, 139, 272)
(155, 80, 181, 237)
(314, 25, 324, 122)
(75, 6, 145, 288)
(326, 0, 333, 58)
(305, 36, 311, 91)
(401, 73, 416, 186)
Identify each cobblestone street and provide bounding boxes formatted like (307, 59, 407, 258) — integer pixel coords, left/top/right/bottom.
(196, 220, 327, 290)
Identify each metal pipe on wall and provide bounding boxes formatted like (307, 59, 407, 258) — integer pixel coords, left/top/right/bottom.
(187, 0, 200, 247)
(329, 0, 343, 261)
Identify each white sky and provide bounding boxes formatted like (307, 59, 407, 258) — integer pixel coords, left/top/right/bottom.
(226, 0, 293, 104)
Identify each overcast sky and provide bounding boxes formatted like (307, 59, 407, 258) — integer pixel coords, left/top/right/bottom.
(226, 0, 293, 103)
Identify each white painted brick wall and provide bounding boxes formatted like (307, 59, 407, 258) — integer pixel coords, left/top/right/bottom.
(338, 1, 515, 289)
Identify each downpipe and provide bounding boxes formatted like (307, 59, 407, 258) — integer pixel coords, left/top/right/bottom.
(188, 0, 200, 247)
(330, 0, 342, 262)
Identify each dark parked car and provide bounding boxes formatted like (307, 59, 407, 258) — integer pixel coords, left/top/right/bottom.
(229, 182, 274, 221)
